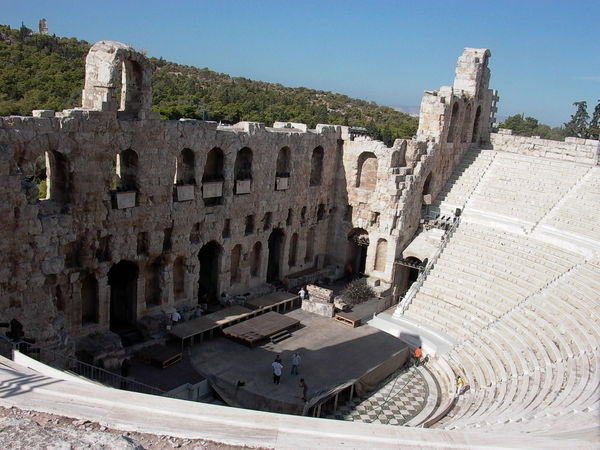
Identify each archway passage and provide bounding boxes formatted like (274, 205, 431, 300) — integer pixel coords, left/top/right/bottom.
(398, 256, 422, 297)
(267, 228, 285, 283)
(347, 228, 369, 276)
(198, 241, 221, 307)
(108, 260, 138, 333)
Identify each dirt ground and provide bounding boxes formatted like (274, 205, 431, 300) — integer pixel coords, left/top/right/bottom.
(0, 405, 266, 450)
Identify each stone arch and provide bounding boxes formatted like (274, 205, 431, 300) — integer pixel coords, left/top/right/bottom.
(391, 142, 407, 168)
(461, 103, 472, 143)
(356, 152, 378, 190)
(230, 244, 242, 284)
(173, 257, 186, 300)
(374, 239, 388, 272)
(446, 102, 460, 143)
(81, 273, 99, 325)
(198, 241, 222, 306)
(250, 242, 262, 278)
(81, 41, 152, 119)
(203, 147, 224, 181)
(309, 146, 324, 186)
(145, 258, 162, 307)
(108, 260, 138, 332)
(472, 106, 482, 143)
(45, 150, 71, 203)
(267, 229, 285, 282)
(288, 232, 298, 267)
(115, 149, 139, 191)
(175, 148, 195, 185)
(276, 147, 291, 177)
(234, 147, 253, 180)
(347, 228, 369, 274)
(422, 171, 433, 205)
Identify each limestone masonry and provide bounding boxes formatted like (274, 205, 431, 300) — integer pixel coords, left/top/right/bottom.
(0, 43, 496, 360)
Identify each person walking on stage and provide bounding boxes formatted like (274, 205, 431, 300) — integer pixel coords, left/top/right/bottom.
(272, 357, 283, 385)
(291, 352, 301, 375)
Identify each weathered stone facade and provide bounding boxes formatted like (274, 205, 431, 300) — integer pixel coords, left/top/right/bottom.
(0, 41, 495, 355)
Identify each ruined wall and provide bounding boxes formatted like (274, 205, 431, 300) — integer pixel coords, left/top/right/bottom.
(491, 129, 600, 165)
(0, 43, 496, 351)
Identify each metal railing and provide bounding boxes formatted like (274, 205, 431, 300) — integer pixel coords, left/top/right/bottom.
(395, 216, 461, 316)
(3, 337, 164, 396)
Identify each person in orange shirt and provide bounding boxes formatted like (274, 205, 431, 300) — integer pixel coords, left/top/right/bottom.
(412, 346, 423, 367)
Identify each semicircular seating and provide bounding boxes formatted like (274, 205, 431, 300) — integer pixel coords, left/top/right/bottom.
(405, 149, 600, 438)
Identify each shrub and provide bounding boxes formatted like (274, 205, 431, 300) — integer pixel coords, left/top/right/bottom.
(342, 279, 376, 305)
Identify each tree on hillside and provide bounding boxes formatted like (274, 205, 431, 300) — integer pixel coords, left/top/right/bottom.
(499, 114, 566, 141)
(564, 101, 590, 138)
(588, 100, 600, 140)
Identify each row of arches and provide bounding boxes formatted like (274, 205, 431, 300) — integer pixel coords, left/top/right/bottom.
(33, 145, 326, 204)
(446, 102, 482, 144)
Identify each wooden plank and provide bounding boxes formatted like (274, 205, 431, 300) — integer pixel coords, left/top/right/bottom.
(246, 292, 297, 310)
(223, 311, 299, 345)
(170, 305, 253, 340)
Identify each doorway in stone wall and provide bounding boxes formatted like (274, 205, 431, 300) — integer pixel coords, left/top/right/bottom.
(198, 241, 221, 308)
(267, 228, 285, 283)
(347, 228, 369, 276)
(108, 260, 138, 333)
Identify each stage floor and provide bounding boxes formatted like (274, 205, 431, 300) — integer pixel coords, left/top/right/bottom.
(188, 309, 408, 414)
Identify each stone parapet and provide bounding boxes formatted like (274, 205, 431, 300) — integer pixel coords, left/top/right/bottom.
(491, 132, 600, 165)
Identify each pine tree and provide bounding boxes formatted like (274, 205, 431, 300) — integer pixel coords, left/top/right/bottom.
(564, 101, 590, 138)
(588, 99, 600, 140)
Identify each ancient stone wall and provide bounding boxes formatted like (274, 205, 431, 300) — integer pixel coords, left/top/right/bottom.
(0, 43, 496, 353)
(491, 129, 600, 165)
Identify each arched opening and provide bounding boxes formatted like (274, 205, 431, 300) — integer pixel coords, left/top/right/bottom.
(300, 206, 307, 224)
(173, 257, 186, 300)
(391, 142, 407, 168)
(276, 147, 291, 177)
(202, 147, 225, 206)
(175, 148, 195, 185)
(400, 256, 422, 296)
(108, 260, 138, 332)
(120, 59, 144, 115)
(288, 232, 298, 267)
(145, 258, 162, 307)
(356, 152, 378, 190)
(115, 149, 139, 191)
(230, 244, 242, 285)
(250, 242, 262, 278)
(267, 228, 285, 283)
(446, 102, 460, 143)
(317, 203, 325, 221)
(46, 151, 71, 203)
(81, 274, 99, 325)
(198, 241, 221, 307)
(471, 106, 482, 143)
(235, 147, 253, 181)
(347, 228, 369, 275)
(203, 148, 224, 182)
(309, 147, 324, 186)
(461, 103, 472, 143)
(422, 172, 433, 206)
(374, 239, 388, 272)
(305, 228, 315, 265)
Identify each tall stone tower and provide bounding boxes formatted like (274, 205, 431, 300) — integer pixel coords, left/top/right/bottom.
(38, 18, 48, 35)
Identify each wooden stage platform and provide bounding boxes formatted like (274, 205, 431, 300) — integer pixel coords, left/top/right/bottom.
(170, 291, 299, 347)
(223, 311, 300, 346)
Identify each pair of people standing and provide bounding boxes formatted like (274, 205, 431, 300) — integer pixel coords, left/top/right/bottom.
(271, 352, 302, 384)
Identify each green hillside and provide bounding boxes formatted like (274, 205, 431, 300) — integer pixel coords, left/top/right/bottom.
(0, 24, 418, 144)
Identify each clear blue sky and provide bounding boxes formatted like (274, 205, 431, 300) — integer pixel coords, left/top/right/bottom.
(3, 0, 599, 126)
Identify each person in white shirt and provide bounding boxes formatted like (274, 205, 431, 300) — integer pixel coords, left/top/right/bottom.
(171, 310, 181, 324)
(272, 356, 283, 384)
(298, 287, 306, 301)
